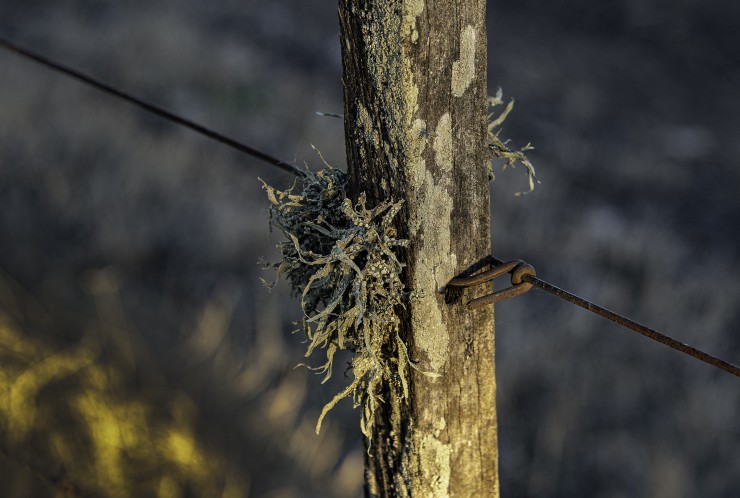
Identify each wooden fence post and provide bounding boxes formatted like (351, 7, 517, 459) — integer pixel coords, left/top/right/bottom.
(338, 1, 498, 496)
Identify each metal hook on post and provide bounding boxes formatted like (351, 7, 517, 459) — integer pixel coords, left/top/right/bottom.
(446, 259, 536, 309)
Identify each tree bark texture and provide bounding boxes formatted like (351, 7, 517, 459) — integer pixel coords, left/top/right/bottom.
(338, 1, 498, 497)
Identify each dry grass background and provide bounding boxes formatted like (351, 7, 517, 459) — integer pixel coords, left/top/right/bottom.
(0, 1, 739, 497)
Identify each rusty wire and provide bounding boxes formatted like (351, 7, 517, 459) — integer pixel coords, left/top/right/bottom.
(447, 255, 740, 379)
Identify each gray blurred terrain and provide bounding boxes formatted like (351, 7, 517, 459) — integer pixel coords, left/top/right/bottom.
(0, 1, 738, 497)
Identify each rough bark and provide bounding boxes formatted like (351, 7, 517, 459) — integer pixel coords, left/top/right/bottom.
(338, 1, 498, 497)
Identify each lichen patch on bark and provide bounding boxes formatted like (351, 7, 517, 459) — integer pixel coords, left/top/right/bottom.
(433, 113, 453, 172)
(402, 0, 425, 43)
(408, 167, 455, 373)
(408, 118, 428, 238)
(420, 434, 452, 497)
(451, 25, 477, 97)
(407, 110, 454, 375)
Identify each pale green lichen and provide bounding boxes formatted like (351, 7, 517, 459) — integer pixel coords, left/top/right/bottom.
(420, 433, 452, 497)
(262, 156, 423, 438)
(433, 113, 453, 173)
(488, 88, 539, 195)
(451, 25, 477, 97)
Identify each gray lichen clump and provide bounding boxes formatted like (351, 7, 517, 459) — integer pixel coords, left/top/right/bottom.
(488, 88, 538, 195)
(262, 164, 415, 438)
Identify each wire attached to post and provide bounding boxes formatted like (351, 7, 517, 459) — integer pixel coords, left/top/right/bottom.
(447, 255, 740, 379)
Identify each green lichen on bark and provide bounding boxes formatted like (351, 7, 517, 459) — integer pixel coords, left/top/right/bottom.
(262, 162, 421, 438)
(488, 88, 538, 195)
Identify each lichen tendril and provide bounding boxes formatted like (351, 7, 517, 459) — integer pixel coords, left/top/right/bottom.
(488, 87, 539, 195)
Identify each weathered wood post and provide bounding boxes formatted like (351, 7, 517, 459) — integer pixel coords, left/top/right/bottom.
(338, 1, 498, 496)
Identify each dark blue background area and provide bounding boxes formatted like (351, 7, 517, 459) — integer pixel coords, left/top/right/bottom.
(1, 1, 738, 496)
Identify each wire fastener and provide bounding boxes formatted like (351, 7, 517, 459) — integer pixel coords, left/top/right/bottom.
(447, 259, 536, 309)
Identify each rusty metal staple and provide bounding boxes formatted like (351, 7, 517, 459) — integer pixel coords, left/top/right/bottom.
(447, 255, 740, 379)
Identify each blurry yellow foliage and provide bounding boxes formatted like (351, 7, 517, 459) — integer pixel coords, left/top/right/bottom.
(7, 334, 97, 443)
(0, 315, 247, 497)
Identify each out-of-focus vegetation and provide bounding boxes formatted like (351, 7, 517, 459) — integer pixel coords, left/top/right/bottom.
(489, 3, 740, 497)
(0, 3, 362, 496)
(0, 1, 739, 497)
(0, 302, 248, 497)
(0, 268, 362, 497)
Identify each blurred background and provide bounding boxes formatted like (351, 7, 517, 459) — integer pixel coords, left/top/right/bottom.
(0, 1, 738, 497)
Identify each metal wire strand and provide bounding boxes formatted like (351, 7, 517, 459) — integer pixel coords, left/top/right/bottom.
(450, 256, 740, 379)
(0, 35, 304, 178)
